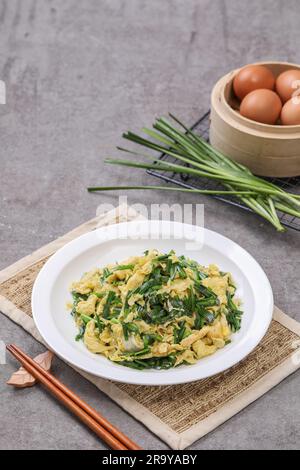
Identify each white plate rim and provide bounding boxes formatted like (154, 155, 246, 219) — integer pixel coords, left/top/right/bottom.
(32, 220, 273, 386)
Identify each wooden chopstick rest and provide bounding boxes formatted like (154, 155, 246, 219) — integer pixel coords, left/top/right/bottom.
(7, 350, 54, 388)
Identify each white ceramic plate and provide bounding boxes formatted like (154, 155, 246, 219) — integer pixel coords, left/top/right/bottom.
(32, 220, 273, 385)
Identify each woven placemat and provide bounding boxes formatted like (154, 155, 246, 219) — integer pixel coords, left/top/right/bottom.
(1, 204, 300, 449)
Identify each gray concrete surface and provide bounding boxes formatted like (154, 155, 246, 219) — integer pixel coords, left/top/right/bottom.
(0, 0, 299, 450)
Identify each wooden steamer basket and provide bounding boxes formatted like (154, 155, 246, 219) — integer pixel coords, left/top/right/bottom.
(210, 61, 300, 177)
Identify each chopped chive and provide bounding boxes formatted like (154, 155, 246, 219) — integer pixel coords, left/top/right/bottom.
(196, 297, 218, 307)
(95, 314, 105, 333)
(174, 320, 186, 343)
(80, 314, 93, 324)
(122, 347, 150, 357)
(94, 292, 105, 298)
(102, 291, 116, 318)
(113, 264, 134, 271)
(122, 322, 140, 340)
(226, 291, 243, 332)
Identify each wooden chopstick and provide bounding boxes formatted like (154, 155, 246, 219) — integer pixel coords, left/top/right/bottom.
(7, 344, 141, 451)
(10, 344, 140, 450)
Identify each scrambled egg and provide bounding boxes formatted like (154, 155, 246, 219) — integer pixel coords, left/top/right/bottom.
(69, 250, 242, 370)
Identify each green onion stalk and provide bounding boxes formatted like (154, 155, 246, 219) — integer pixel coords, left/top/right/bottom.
(88, 114, 300, 232)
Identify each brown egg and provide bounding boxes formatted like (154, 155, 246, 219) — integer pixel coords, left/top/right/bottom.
(281, 98, 300, 125)
(240, 89, 282, 125)
(276, 69, 300, 103)
(233, 65, 275, 100)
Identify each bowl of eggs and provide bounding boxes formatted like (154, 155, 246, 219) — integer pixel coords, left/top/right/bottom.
(210, 61, 300, 177)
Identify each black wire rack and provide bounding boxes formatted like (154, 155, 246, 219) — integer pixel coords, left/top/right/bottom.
(147, 111, 300, 232)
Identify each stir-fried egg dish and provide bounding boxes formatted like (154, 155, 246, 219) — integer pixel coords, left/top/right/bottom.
(69, 250, 243, 370)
